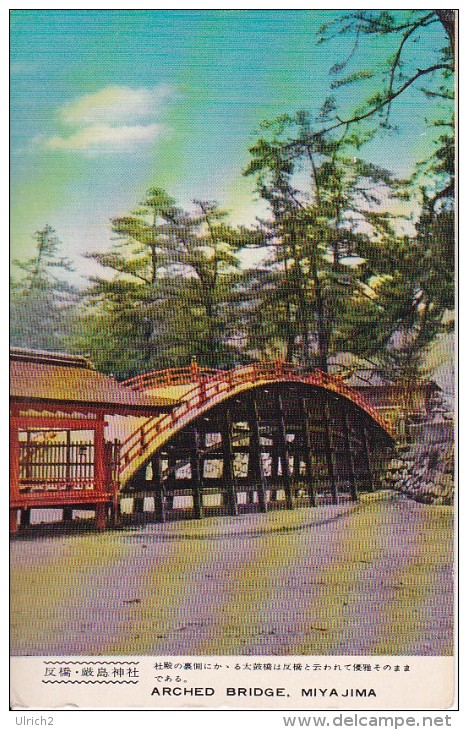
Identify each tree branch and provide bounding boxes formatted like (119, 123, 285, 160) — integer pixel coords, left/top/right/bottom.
(287, 62, 453, 152)
(386, 13, 438, 123)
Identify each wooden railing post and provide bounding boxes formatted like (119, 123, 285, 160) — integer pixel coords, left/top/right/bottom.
(139, 426, 146, 455)
(190, 356, 199, 381)
(275, 356, 284, 378)
(199, 377, 206, 404)
(94, 414, 105, 492)
(20, 508, 32, 527)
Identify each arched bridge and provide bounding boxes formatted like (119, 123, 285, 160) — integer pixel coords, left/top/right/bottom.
(116, 361, 393, 518)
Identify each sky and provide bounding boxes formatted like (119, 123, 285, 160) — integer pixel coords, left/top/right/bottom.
(10, 9, 448, 285)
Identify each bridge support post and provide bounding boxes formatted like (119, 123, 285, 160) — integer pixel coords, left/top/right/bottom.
(342, 409, 358, 502)
(20, 508, 32, 527)
(322, 396, 338, 504)
(191, 427, 204, 519)
(362, 424, 374, 492)
(10, 510, 18, 534)
(133, 495, 145, 514)
(300, 397, 316, 507)
(247, 393, 267, 513)
(270, 439, 279, 502)
(62, 507, 73, 523)
(293, 441, 302, 481)
(95, 503, 107, 531)
(10, 410, 20, 534)
(151, 455, 166, 523)
(277, 391, 293, 510)
(167, 452, 177, 510)
(221, 407, 238, 517)
(94, 411, 108, 529)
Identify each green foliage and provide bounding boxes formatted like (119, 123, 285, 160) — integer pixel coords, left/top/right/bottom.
(337, 199, 454, 378)
(79, 188, 259, 375)
(10, 225, 77, 351)
(330, 70, 375, 90)
(243, 110, 398, 370)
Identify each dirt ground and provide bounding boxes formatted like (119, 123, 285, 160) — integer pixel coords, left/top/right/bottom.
(10, 493, 454, 656)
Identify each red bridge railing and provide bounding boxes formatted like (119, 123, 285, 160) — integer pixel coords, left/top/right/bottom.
(123, 363, 222, 391)
(119, 361, 393, 484)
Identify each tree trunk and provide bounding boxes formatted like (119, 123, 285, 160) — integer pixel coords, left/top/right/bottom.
(436, 10, 455, 56)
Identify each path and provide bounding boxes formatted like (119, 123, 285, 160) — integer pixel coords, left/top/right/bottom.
(10, 494, 453, 656)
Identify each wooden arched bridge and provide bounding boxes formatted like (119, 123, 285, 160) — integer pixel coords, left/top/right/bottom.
(115, 360, 393, 521)
(10, 351, 394, 531)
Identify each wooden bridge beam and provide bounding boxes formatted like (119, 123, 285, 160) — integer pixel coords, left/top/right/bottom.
(362, 424, 375, 492)
(341, 408, 358, 502)
(165, 451, 176, 510)
(269, 437, 279, 502)
(293, 438, 302, 481)
(191, 427, 204, 519)
(276, 390, 293, 510)
(247, 393, 267, 513)
(322, 396, 338, 505)
(20, 508, 32, 527)
(62, 507, 73, 522)
(220, 406, 239, 517)
(300, 397, 316, 507)
(151, 455, 166, 523)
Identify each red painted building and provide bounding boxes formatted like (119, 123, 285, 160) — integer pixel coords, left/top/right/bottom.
(9, 348, 174, 532)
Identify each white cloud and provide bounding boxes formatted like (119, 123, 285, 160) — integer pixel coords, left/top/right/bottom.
(60, 83, 175, 126)
(45, 123, 167, 153)
(11, 60, 40, 75)
(43, 83, 176, 154)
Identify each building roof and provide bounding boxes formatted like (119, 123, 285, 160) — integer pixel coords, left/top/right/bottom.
(328, 352, 439, 390)
(10, 348, 177, 414)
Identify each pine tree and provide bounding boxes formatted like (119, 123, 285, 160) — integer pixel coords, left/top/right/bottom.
(243, 111, 395, 371)
(10, 224, 76, 351)
(81, 188, 250, 376)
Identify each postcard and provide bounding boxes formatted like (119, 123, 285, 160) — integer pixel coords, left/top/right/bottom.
(10, 8, 456, 712)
